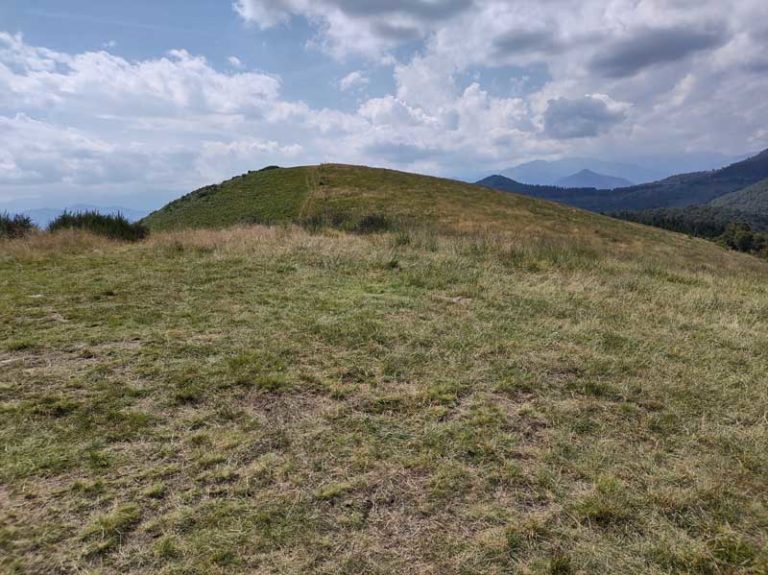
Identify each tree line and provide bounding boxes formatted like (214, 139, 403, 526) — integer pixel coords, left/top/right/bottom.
(610, 206, 768, 257)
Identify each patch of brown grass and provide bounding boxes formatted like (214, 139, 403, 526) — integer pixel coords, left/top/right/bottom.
(0, 229, 117, 261)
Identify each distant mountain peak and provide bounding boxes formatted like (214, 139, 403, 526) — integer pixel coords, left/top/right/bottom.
(555, 170, 634, 190)
(501, 157, 663, 186)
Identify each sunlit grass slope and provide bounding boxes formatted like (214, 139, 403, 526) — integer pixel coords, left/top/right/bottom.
(140, 164, 684, 240)
(143, 166, 312, 230)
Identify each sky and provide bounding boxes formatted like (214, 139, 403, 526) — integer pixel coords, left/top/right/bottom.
(1, 0, 767, 211)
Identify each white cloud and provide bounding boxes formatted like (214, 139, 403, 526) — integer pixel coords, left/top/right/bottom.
(544, 95, 629, 139)
(228, 56, 244, 68)
(0, 33, 321, 205)
(0, 34, 280, 115)
(234, 0, 473, 59)
(3, 0, 768, 207)
(196, 139, 303, 181)
(0, 114, 111, 185)
(0, 30, 554, 206)
(339, 71, 368, 92)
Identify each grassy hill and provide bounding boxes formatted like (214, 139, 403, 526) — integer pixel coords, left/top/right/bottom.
(3, 166, 768, 574)
(142, 164, 752, 262)
(478, 148, 768, 212)
(710, 177, 768, 215)
(143, 164, 642, 241)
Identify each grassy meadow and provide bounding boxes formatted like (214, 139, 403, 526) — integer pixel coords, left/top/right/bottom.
(2, 218, 767, 574)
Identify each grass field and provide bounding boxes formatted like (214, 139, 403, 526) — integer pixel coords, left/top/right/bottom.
(3, 166, 768, 573)
(2, 222, 767, 574)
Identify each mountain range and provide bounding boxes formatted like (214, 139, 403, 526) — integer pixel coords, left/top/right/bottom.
(478, 148, 768, 214)
(502, 158, 662, 185)
(500, 152, 744, 186)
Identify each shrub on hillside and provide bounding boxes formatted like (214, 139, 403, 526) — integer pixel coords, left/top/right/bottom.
(0, 212, 36, 239)
(354, 214, 393, 234)
(719, 222, 768, 256)
(48, 211, 148, 242)
(300, 212, 395, 234)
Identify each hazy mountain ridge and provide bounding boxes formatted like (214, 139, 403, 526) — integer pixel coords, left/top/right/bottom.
(555, 169, 633, 189)
(501, 152, 745, 187)
(479, 148, 768, 213)
(501, 158, 664, 185)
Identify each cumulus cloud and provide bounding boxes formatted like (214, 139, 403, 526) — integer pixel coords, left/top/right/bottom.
(543, 95, 628, 139)
(0, 31, 540, 206)
(0, 34, 280, 115)
(234, 0, 474, 58)
(0, 33, 317, 204)
(0, 114, 111, 185)
(3, 0, 768, 207)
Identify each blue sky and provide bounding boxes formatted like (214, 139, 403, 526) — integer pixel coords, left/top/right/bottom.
(1, 0, 767, 211)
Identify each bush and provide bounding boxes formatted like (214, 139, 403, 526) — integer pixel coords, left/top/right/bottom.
(719, 222, 768, 256)
(48, 211, 148, 242)
(354, 214, 393, 234)
(300, 212, 395, 235)
(0, 212, 36, 239)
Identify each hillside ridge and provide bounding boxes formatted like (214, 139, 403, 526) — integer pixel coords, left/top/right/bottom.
(710, 177, 768, 215)
(141, 163, 768, 276)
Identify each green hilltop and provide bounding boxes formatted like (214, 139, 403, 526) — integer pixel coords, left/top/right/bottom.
(143, 163, 628, 236)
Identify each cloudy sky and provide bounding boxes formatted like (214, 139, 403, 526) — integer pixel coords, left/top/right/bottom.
(2, 0, 767, 210)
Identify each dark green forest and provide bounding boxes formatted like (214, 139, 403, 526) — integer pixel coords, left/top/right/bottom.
(611, 206, 768, 257)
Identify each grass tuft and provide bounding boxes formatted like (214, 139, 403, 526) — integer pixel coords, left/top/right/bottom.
(81, 504, 142, 556)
